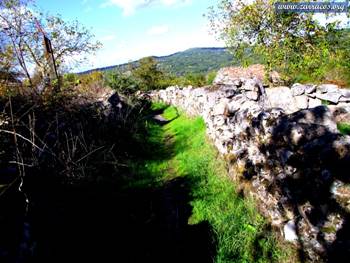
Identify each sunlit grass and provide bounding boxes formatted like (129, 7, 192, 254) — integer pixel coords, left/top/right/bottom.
(131, 104, 293, 262)
(337, 122, 350, 135)
(162, 106, 290, 263)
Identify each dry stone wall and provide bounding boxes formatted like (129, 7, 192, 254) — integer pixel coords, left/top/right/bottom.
(149, 78, 350, 262)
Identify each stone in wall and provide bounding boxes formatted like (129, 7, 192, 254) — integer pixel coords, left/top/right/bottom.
(317, 84, 339, 93)
(291, 83, 306, 96)
(309, 98, 322, 108)
(295, 95, 309, 109)
(265, 86, 299, 113)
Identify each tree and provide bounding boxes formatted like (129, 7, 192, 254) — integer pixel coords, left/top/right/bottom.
(207, 0, 349, 83)
(104, 70, 141, 95)
(0, 0, 101, 88)
(0, 43, 18, 83)
(132, 57, 165, 91)
(0, 0, 34, 86)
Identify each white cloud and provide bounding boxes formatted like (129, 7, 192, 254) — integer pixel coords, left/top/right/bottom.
(147, 25, 169, 36)
(100, 0, 191, 16)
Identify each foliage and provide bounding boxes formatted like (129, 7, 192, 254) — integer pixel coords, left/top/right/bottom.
(132, 57, 166, 91)
(63, 73, 79, 86)
(104, 70, 141, 95)
(182, 73, 206, 86)
(0, 90, 149, 187)
(0, 44, 16, 78)
(102, 65, 218, 92)
(337, 122, 350, 135)
(104, 56, 215, 92)
(0, 0, 101, 87)
(103, 58, 167, 93)
(208, 0, 350, 85)
(162, 72, 207, 87)
(157, 48, 237, 76)
(77, 71, 103, 87)
(206, 70, 217, 85)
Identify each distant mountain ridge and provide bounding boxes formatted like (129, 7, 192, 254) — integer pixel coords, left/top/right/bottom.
(80, 47, 237, 76)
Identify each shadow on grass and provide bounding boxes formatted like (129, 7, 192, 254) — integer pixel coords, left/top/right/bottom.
(0, 99, 214, 263)
(20, 177, 214, 263)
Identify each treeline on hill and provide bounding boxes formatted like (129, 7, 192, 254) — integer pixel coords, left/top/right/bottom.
(81, 47, 241, 77)
(77, 48, 235, 93)
(157, 47, 237, 75)
(73, 56, 218, 96)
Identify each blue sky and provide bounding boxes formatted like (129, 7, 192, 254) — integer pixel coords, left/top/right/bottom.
(35, 0, 223, 71)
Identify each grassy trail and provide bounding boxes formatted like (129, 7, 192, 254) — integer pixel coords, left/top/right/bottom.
(129, 104, 292, 263)
(19, 103, 293, 263)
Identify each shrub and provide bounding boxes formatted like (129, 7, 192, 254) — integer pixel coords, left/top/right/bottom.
(206, 71, 217, 85)
(104, 70, 140, 95)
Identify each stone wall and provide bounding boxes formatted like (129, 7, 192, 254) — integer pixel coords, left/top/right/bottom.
(149, 78, 350, 262)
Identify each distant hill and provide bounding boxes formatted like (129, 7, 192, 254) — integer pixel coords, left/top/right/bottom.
(80, 47, 238, 76)
(156, 47, 238, 75)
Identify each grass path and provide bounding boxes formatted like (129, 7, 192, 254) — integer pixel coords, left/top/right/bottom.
(12, 103, 295, 262)
(130, 103, 293, 263)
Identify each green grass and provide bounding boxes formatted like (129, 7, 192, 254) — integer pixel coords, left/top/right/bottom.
(131, 104, 292, 262)
(337, 122, 350, 135)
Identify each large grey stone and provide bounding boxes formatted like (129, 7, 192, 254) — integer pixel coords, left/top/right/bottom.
(206, 93, 218, 107)
(212, 98, 229, 115)
(213, 116, 226, 126)
(339, 96, 350, 102)
(305, 84, 317, 94)
(220, 85, 237, 98)
(241, 100, 261, 112)
(233, 79, 242, 87)
(227, 96, 246, 114)
(241, 79, 258, 91)
(284, 220, 298, 242)
(317, 84, 339, 93)
(291, 83, 306, 96)
(306, 93, 316, 98)
(332, 105, 350, 125)
(192, 88, 207, 97)
(340, 89, 350, 98)
(295, 95, 309, 109)
(308, 98, 322, 108)
(246, 91, 259, 101)
(289, 106, 338, 133)
(316, 92, 342, 104)
(266, 87, 299, 113)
